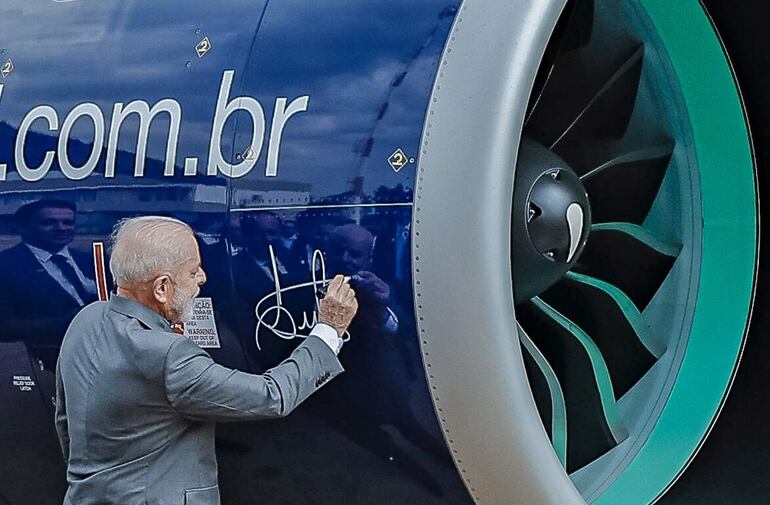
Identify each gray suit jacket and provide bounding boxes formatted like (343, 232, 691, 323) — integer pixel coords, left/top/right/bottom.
(55, 295, 343, 505)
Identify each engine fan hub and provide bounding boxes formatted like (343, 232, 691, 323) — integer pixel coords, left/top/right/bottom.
(512, 140, 591, 303)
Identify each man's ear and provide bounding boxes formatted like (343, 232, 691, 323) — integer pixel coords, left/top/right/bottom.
(152, 274, 172, 304)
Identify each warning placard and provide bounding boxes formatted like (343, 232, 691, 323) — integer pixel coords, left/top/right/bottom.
(183, 298, 221, 349)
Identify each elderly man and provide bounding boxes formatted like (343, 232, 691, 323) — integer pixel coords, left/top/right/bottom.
(54, 216, 358, 505)
(326, 223, 395, 331)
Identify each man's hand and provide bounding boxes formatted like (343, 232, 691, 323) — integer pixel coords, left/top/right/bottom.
(318, 275, 359, 336)
(352, 271, 390, 306)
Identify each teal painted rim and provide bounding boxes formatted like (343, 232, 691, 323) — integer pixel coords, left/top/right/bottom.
(594, 0, 758, 503)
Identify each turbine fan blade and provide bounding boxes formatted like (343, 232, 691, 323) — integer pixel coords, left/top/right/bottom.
(580, 143, 674, 222)
(525, 39, 640, 147)
(519, 299, 627, 472)
(519, 325, 568, 467)
(526, 0, 595, 122)
(551, 45, 644, 152)
(540, 272, 660, 398)
(561, 0, 594, 51)
(573, 225, 678, 310)
(592, 222, 681, 258)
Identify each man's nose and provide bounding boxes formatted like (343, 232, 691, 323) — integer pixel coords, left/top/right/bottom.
(197, 268, 207, 285)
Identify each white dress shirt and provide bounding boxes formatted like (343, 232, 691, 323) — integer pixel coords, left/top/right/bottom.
(25, 243, 96, 305)
(309, 323, 343, 354)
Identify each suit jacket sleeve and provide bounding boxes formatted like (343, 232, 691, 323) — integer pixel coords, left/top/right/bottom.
(54, 360, 70, 462)
(164, 335, 344, 421)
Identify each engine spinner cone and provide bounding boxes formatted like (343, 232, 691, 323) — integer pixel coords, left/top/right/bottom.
(513, 139, 591, 303)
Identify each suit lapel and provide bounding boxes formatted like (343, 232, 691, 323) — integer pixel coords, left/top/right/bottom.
(14, 244, 80, 304)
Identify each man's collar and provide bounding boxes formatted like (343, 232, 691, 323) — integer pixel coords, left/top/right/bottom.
(25, 242, 70, 262)
(108, 294, 171, 332)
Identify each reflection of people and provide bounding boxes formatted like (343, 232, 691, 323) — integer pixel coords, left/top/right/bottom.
(231, 212, 305, 369)
(326, 224, 397, 331)
(0, 199, 98, 369)
(55, 216, 358, 504)
(292, 212, 341, 273)
(362, 212, 411, 290)
(191, 214, 252, 371)
(236, 212, 302, 288)
(321, 223, 449, 494)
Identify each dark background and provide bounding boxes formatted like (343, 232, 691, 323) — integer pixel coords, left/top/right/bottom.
(662, 1, 770, 503)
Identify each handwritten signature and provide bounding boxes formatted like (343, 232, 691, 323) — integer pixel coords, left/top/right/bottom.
(254, 245, 350, 350)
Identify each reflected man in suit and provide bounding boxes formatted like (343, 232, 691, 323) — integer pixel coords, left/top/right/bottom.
(326, 224, 396, 331)
(236, 212, 302, 290)
(291, 211, 341, 274)
(319, 223, 450, 494)
(231, 212, 304, 370)
(0, 199, 98, 369)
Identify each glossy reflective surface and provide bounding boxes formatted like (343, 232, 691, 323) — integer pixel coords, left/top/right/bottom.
(0, 0, 471, 503)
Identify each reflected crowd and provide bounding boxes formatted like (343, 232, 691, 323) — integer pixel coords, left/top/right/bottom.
(0, 199, 453, 503)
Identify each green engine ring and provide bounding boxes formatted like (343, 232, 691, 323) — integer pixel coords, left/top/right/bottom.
(593, 0, 757, 503)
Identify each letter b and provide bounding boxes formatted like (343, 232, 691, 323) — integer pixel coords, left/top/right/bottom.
(207, 70, 265, 178)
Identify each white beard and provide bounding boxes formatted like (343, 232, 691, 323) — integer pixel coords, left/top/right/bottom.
(172, 292, 196, 323)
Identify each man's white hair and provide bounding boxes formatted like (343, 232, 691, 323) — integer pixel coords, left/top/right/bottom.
(110, 216, 195, 285)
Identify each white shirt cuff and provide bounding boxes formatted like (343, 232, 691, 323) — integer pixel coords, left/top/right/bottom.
(310, 323, 342, 355)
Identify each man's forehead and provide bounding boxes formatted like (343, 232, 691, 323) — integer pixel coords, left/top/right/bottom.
(332, 228, 373, 250)
(182, 232, 201, 250)
(34, 207, 75, 219)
